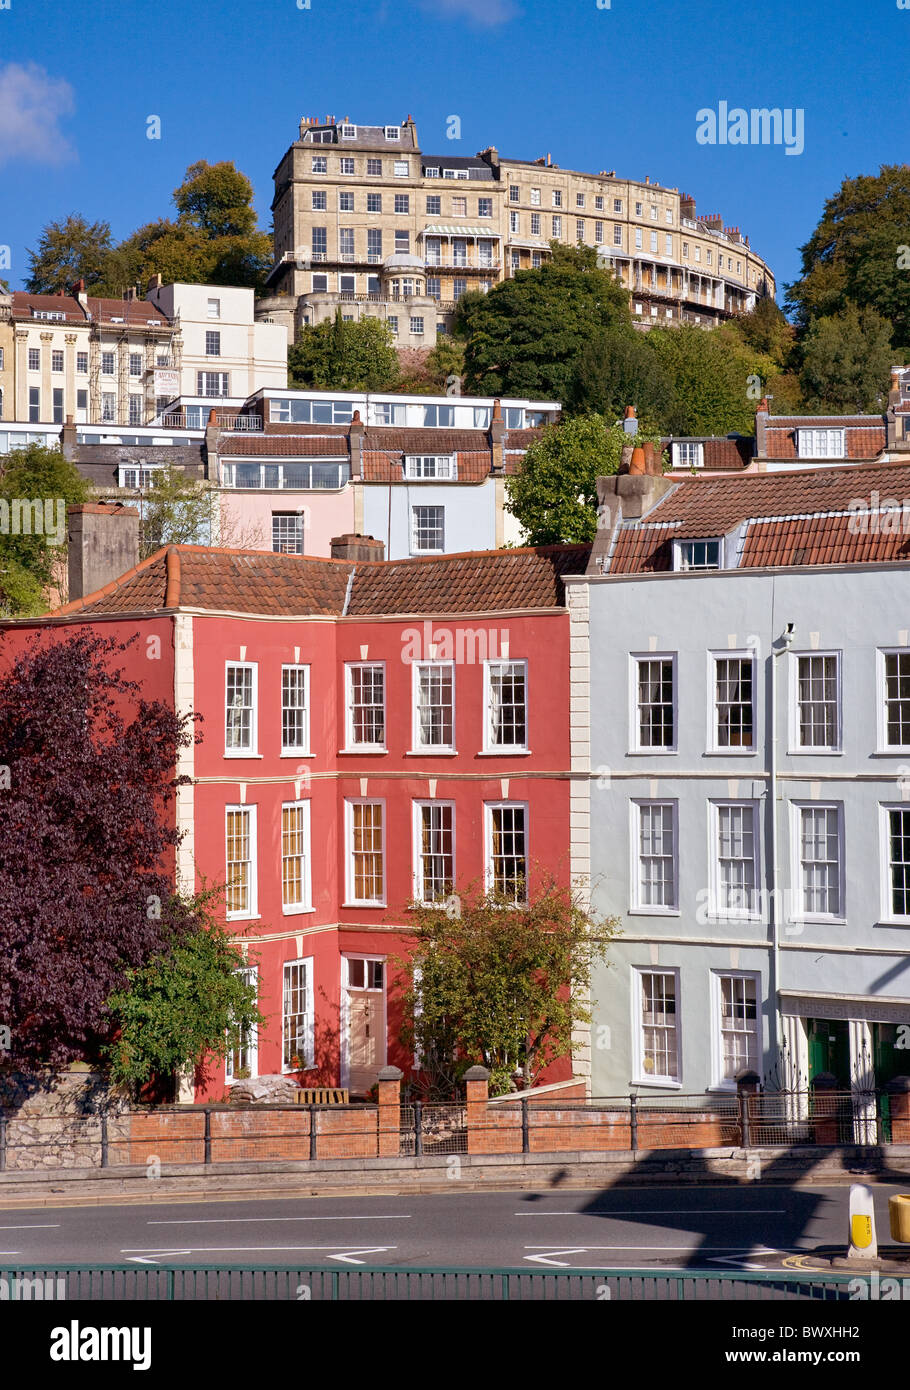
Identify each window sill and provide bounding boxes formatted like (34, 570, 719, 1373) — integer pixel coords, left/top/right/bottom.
(280, 751, 314, 759)
(475, 749, 532, 757)
(787, 916, 846, 928)
(224, 752, 263, 759)
(632, 1078, 682, 1090)
(406, 749, 458, 757)
(871, 749, 910, 758)
(342, 901, 386, 909)
(338, 748, 388, 756)
(786, 748, 843, 757)
(628, 907, 680, 917)
(703, 749, 757, 758)
(874, 919, 910, 929)
(282, 905, 315, 916)
(628, 749, 678, 757)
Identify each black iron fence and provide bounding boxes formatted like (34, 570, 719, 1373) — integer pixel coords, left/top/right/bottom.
(0, 1263, 866, 1302)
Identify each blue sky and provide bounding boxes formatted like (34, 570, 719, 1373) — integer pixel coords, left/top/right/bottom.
(0, 0, 904, 301)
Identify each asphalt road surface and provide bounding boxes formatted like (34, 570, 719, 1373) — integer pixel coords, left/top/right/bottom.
(0, 1183, 897, 1271)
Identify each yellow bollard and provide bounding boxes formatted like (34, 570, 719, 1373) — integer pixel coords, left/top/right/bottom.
(889, 1194, 910, 1243)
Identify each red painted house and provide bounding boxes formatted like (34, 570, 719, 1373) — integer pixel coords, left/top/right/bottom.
(2, 538, 588, 1098)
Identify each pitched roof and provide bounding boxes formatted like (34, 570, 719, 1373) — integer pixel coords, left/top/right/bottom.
(666, 437, 755, 471)
(219, 434, 350, 457)
(607, 462, 910, 574)
(50, 543, 590, 620)
(11, 292, 86, 324)
(763, 416, 887, 461)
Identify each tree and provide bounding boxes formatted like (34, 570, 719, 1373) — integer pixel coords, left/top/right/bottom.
(728, 296, 796, 368)
(785, 165, 910, 351)
(505, 414, 663, 545)
(566, 325, 675, 421)
(644, 323, 774, 435)
(396, 880, 617, 1098)
(797, 302, 893, 413)
(0, 629, 200, 1070)
(454, 244, 631, 400)
(105, 902, 264, 1097)
(106, 220, 213, 295)
(0, 443, 89, 617)
(134, 467, 263, 559)
(173, 160, 259, 239)
(25, 214, 115, 294)
(288, 311, 400, 390)
(394, 337, 467, 394)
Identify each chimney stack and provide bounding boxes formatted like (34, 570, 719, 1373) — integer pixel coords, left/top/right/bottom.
(67, 502, 140, 603)
(330, 533, 385, 562)
(349, 409, 365, 479)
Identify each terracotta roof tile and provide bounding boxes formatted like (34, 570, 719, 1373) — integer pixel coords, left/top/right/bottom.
(739, 514, 910, 567)
(607, 462, 910, 573)
(764, 417, 887, 461)
(361, 450, 492, 482)
(51, 543, 591, 619)
(218, 434, 350, 457)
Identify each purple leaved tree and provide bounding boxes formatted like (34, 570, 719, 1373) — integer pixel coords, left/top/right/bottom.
(0, 628, 200, 1072)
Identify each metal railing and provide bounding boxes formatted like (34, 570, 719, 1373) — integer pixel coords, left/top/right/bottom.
(155, 413, 263, 431)
(0, 1264, 864, 1301)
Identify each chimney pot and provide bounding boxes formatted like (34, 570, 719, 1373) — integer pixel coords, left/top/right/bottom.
(330, 533, 385, 562)
(629, 446, 646, 476)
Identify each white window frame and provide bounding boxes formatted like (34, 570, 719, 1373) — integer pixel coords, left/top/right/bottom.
(280, 663, 310, 755)
(384, 125, 400, 141)
(118, 464, 164, 490)
(225, 661, 258, 756)
(225, 804, 257, 920)
(790, 651, 842, 754)
(345, 798, 386, 906)
(412, 660, 456, 753)
(673, 538, 721, 571)
(790, 801, 845, 924)
(340, 123, 357, 139)
(878, 648, 910, 753)
(708, 650, 756, 754)
(673, 441, 704, 470)
(797, 427, 845, 460)
(405, 454, 455, 480)
(630, 800, 679, 914)
(879, 803, 910, 924)
(225, 965, 258, 1083)
(708, 800, 761, 920)
(412, 800, 456, 904)
(411, 504, 445, 554)
(483, 659, 529, 754)
(394, 160, 409, 178)
(632, 967, 681, 1087)
(282, 956, 315, 1071)
(281, 800, 312, 913)
(630, 653, 677, 754)
(344, 661, 386, 751)
(710, 970, 761, 1091)
(484, 800, 529, 904)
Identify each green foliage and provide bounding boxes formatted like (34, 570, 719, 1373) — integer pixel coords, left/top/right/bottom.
(173, 160, 258, 239)
(797, 302, 893, 413)
(396, 880, 617, 1099)
(288, 310, 400, 390)
(727, 297, 796, 369)
(25, 214, 115, 294)
(455, 244, 631, 400)
(506, 414, 663, 545)
(644, 324, 774, 435)
(567, 325, 675, 421)
(393, 337, 466, 395)
(785, 165, 910, 351)
(0, 444, 88, 614)
(134, 466, 262, 557)
(105, 899, 265, 1093)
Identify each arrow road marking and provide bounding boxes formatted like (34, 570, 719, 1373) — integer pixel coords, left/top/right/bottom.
(525, 1249, 590, 1267)
(326, 1248, 394, 1265)
(122, 1245, 397, 1259)
(125, 1251, 192, 1265)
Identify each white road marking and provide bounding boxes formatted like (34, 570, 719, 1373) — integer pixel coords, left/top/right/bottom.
(327, 1249, 395, 1265)
(147, 1214, 410, 1226)
(525, 1249, 589, 1267)
(524, 1244, 783, 1268)
(525, 1244, 784, 1251)
(121, 1244, 396, 1256)
(708, 1253, 779, 1270)
(0, 1224, 61, 1230)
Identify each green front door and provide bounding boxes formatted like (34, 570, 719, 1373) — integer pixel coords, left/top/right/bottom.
(807, 1018, 851, 1086)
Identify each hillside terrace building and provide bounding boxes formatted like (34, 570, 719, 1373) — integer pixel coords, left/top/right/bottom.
(566, 458, 910, 1106)
(0, 281, 287, 430)
(22, 387, 558, 570)
(261, 114, 776, 345)
(1, 534, 586, 1097)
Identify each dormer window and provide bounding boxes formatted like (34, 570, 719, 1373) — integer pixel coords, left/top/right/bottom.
(405, 455, 456, 480)
(797, 427, 845, 459)
(673, 441, 704, 469)
(674, 539, 721, 571)
(340, 124, 357, 139)
(384, 126, 400, 140)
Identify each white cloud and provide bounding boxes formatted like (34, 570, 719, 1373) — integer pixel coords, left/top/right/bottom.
(0, 62, 75, 167)
(420, 0, 516, 26)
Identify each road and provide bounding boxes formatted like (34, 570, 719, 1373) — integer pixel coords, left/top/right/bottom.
(0, 1183, 895, 1271)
